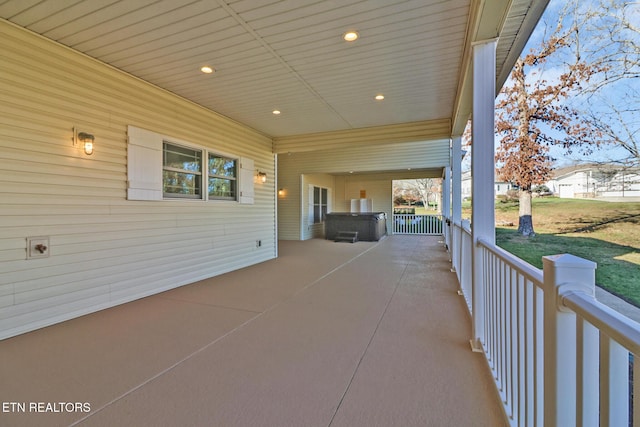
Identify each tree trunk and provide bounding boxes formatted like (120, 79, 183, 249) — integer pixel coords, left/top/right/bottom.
(518, 189, 535, 236)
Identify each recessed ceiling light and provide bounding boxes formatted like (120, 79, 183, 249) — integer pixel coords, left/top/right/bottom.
(200, 66, 214, 74)
(343, 31, 359, 42)
(272, 110, 281, 115)
(375, 94, 385, 100)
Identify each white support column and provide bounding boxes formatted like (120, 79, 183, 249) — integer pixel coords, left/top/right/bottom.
(442, 166, 451, 249)
(452, 136, 462, 225)
(451, 136, 462, 275)
(442, 166, 451, 220)
(542, 254, 597, 427)
(470, 39, 497, 351)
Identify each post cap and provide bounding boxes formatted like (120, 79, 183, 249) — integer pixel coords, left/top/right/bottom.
(542, 253, 597, 270)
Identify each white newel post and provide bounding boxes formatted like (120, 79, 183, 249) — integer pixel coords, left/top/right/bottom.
(542, 254, 597, 427)
(470, 39, 497, 351)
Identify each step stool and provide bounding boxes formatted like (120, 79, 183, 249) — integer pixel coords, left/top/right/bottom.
(335, 230, 358, 243)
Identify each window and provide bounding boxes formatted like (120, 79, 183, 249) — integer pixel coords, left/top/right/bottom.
(163, 142, 202, 198)
(313, 186, 328, 223)
(127, 125, 253, 204)
(161, 143, 239, 200)
(208, 154, 237, 200)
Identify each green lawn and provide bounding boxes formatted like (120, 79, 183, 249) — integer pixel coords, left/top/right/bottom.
(400, 199, 640, 305)
(483, 198, 640, 306)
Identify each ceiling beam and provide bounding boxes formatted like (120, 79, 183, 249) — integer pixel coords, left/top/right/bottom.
(273, 118, 451, 154)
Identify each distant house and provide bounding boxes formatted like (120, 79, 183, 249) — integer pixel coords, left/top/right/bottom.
(547, 164, 640, 198)
(461, 170, 514, 200)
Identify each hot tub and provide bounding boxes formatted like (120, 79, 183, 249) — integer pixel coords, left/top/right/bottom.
(325, 212, 387, 241)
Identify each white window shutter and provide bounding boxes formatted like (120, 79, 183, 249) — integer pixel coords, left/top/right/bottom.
(308, 184, 315, 225)
(239, 157, 254, 204)
(127, 125, 163, 200)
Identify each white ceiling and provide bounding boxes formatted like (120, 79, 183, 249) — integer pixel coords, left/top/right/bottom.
(0, 0, 548, 139)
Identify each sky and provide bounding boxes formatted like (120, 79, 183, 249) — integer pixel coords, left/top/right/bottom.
(496, 0, 640, 168)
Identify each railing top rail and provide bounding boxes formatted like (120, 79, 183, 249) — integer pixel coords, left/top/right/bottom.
(562, 291, 640, 354)
(452, 220, 471, 234)
(392, 214, 442, 216)
(477, 238, 544, 287)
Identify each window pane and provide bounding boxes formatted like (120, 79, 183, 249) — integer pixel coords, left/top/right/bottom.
(321, 188, 328, 222)
(164, 143, 201, 172)
(163, 171, 201, 197)
(314, 205, 321, 224)
(209, 177, 236, 199)
(209, 155, 236, 177)
(314, 186, 320, 204)
(163, 142, 202, 198)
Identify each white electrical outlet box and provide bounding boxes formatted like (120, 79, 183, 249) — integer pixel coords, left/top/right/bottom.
(27, 236, 50, 259)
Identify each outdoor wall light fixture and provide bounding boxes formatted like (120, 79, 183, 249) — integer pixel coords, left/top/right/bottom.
(278, 188, 285, 197)
(257, 171, 267, 183)
(73, 127, 95, 155)
(79, 132, 94, 155)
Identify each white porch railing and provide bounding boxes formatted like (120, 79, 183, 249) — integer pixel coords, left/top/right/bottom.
(449, 218, 640, 427)
(451, 221, 473, 313)
(393, 214, 443, 235)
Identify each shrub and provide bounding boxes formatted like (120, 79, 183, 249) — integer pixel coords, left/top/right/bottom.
(505, 189, 520, 202)
(394, 207, 415, 214)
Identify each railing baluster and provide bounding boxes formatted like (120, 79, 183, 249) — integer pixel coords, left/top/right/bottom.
(499, 253, 505, 393)
(525, 279, 535, 427)
(505, 261, 510, 405)
(577, 318, 599, 427)
(517, 273, 525, 427)
(509, 267, 517, 423)
(392, 214, 443, 235)
(492, 251, 498, 370)
(600, 336, 629, 427)
(483, 248, 491, 364)
(535, 284, 544, 427)
(634, 356, 639, 427)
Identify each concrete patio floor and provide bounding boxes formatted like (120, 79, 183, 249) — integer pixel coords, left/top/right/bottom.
(1, 235, 505, 427)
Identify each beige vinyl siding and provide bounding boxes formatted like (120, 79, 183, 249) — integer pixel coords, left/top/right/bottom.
(0, 21, 276, 339)
(276, 154, 302, 241)
(336, 174, 392, 232)
(277, 140, 448, 240)
(334, 175, 392, 215)
(278, 139, 449, 176)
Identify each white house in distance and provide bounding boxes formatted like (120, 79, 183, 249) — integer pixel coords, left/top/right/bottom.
(461, 170, 515, 200)
(547, 164, 640, 198)
(462, 163, 640, 200)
